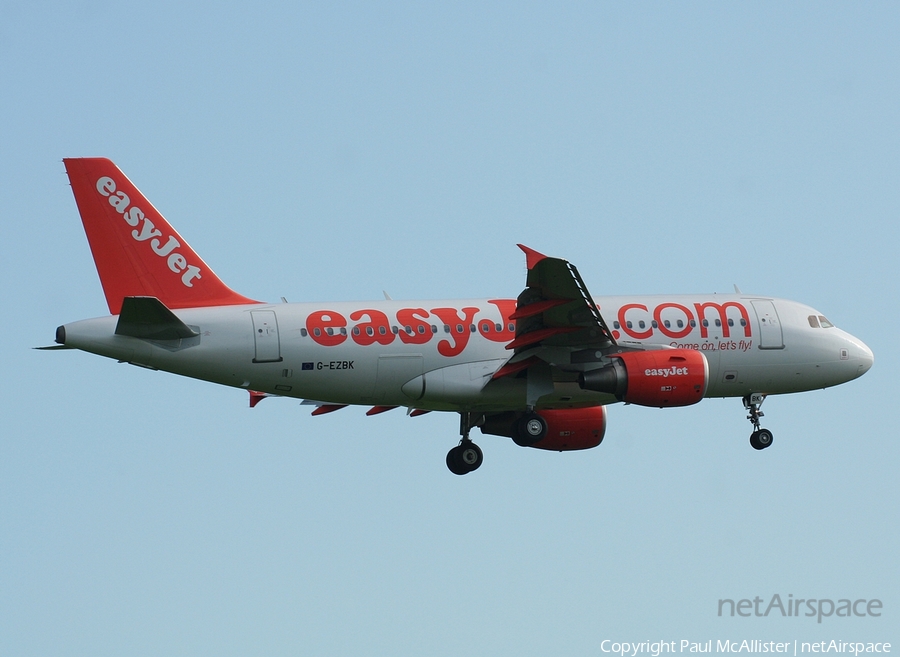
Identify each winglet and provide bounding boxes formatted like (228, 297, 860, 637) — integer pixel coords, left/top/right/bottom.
(517, 244, 548, 270)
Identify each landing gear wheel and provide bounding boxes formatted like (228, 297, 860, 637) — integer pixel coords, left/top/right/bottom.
(743, 394, 773, 451)
(749, 428, 774, 451)
(446, 446, 468, 475)
(447, 412, 485, 475)
(446, 441, 483, 475)
(459, 442, 483, 471)
(513, 413, 547, 447)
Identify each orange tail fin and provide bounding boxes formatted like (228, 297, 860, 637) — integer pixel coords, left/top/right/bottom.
(64, 158, 260, 314)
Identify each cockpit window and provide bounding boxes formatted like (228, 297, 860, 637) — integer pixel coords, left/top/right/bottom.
(818, 315, 834, 328)
(808, 315, 820, 328)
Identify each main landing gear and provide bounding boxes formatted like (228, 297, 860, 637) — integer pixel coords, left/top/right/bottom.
(512, 412, 547, 447)
(743, 393, 774, 450)
(446, 412, 484, 475)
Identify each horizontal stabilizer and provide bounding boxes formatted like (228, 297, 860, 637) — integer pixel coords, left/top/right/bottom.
(115, 296, 199, 340)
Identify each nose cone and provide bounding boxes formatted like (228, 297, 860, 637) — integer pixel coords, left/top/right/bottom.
(857, 340, 874, 377)
(840, 330, 874, 380)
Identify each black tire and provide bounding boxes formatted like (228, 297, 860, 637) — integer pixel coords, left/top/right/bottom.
(513, 413, 547, 447)
(749, 429, 773, 450)
(446, 446, 468, 475)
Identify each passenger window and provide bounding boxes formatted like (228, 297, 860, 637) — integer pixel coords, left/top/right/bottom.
(651, 320, 658, 328)
(740, 318, 747, 327)
(638, 320, 646, 329)
(366, 327, 374, 336)
(508, 323, 515, 332)
(702, 319, 709, 327)
(664, 320, 671, 328)
(340, 328, 347, 336)
(727, 319, 734, 327)
(819, 316, 834, 328)
(418, 325, 426, 334)
(392, 326, 399, 334)
(494, 323, 502, 332)
(677, 320, 684, 328)
(379, 326, 386, 335)
(432, 325, 438, 333)
(456, 324, 464, 333)
(626, 321, 633, 329)
(314, 328, 321, 337)
(690, 320, 696, 328)
(470, 324, 476, 332)
(326, 328, 334, 336)
(444, 325, 451, 333)
(352, 327, 360, 336)
(808, 315, 820, 328)
(405, 325, 412, 334)
(300, 328, 308, 337)
(613, 321, 621, 329)
(715, 319, 721, 327)
(482, 323, 491, 332)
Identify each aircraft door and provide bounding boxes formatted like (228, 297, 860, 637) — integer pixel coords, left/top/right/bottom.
(751, 300, 784, 349)
(251, 310, 283, 363)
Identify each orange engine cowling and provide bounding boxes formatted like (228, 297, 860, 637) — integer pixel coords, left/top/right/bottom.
(480, 406, 607, 451)
(579, 349, 709, 407)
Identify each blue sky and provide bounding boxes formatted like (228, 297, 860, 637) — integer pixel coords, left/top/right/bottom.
(1, 2, 897, 655)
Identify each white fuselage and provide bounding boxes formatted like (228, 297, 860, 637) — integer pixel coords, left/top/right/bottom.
(61, 294, 873, 413)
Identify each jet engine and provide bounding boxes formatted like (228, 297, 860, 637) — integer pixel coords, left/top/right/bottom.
(480, 406, 607, 451)
(579, 349, 709, 407)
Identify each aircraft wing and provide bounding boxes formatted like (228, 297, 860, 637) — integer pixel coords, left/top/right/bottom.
(492, 245, 617, 381)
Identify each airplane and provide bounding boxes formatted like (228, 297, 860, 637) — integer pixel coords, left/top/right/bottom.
(45, 158, 874, 475)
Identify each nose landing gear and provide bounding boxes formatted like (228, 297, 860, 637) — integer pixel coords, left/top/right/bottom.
(446, 412, 484, 475)
(743, 393, 774, 450)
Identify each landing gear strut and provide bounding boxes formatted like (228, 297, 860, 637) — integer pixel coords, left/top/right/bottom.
(743, 393, 773, 450)
(446, 412, 484, 475)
